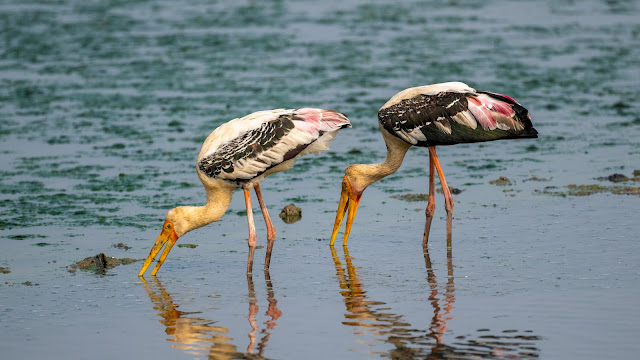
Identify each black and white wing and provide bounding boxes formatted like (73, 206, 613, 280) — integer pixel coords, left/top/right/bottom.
(197, 108, 350, 186)
(378, 82, 536, 147)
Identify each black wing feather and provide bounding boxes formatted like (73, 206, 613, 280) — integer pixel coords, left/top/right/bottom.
(198, 114, 297, 182)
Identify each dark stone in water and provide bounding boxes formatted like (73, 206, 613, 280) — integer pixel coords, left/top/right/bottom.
(489, 176, 512, 186)
(436, 187, 463, 195)
(112, 242, 131, 250)
(279, 203, 302, 224)
(607, 173, 629, 182)
(68, 253, 138, 274)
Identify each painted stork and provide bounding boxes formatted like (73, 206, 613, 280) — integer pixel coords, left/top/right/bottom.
(330, 82, 537, 246)
(139, 108, 350, 276)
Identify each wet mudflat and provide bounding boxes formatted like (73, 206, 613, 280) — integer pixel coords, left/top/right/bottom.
(1, 0, 639, 359)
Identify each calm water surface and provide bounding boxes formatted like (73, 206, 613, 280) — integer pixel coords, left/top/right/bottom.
(1, 0, 639, 359)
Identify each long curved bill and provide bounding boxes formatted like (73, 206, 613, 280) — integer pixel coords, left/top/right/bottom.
(330, 176, 362, 246)
(138, 221, 178, 277)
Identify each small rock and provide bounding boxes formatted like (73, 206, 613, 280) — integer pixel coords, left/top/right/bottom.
(112, 242, 131, 250)
(279, 203, 302, 224)
(607, 173, 629, 183)
(440, 187, 463, 195)
(69, 253, 138, 274)
(0, 266, 10, 274)
(489, 176, 512, 186)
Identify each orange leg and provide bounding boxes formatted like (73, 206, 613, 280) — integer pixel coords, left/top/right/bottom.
(244, 189, 257, 274)
(254, 184, 276, 270)
(429, 147, 454, 246)
(423, 148, 436, 246)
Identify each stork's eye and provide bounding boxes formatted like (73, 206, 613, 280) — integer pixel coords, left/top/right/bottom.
(167, 224, 172, 229)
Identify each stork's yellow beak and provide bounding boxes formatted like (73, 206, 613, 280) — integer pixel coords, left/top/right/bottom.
(330, 176, 362, 246)
(138, 220, 178, 276)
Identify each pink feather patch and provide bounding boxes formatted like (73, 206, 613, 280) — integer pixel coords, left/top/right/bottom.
(467, 97, 496, 130)
(295, 108, 322, 123)
(477, 95, 515, 118)
(293, 108, 350, 134)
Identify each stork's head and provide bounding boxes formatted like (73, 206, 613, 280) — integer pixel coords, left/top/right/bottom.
(138, 210, 181, 277)
(330, 169, 365, 246)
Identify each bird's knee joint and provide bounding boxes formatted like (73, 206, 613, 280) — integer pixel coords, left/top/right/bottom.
(444, 198, 454, 211)
(425, 204, 436, 217)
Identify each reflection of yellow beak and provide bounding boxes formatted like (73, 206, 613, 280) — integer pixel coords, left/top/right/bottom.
(138, 220, 178, 276)
(330, 176, 362, 246)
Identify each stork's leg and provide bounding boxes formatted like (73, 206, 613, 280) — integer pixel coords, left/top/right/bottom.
(254, 184, 276, 270)
(423, 148, 437, 246)
(244, 188, 258, 274)
(429, 147, 454, 246)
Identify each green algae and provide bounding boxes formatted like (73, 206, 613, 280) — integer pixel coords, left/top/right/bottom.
(177, 244, 197, 249)
(538, 184, 640, 197)
(34, 242, 55, 247)
(6, 234, 46, 240)
(391, 193, 429, 202)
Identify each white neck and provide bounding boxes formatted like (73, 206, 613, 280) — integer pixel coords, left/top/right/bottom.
(346, 129, 411, 193)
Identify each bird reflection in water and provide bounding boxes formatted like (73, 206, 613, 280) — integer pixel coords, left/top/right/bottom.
(141, 273, 281, 359)
(246, 271, 282, 356)
(424, 245, 455, 347)
(330, 245, 542, 359)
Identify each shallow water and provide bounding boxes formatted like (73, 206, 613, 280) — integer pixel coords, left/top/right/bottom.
(1, 0, 639, 359)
